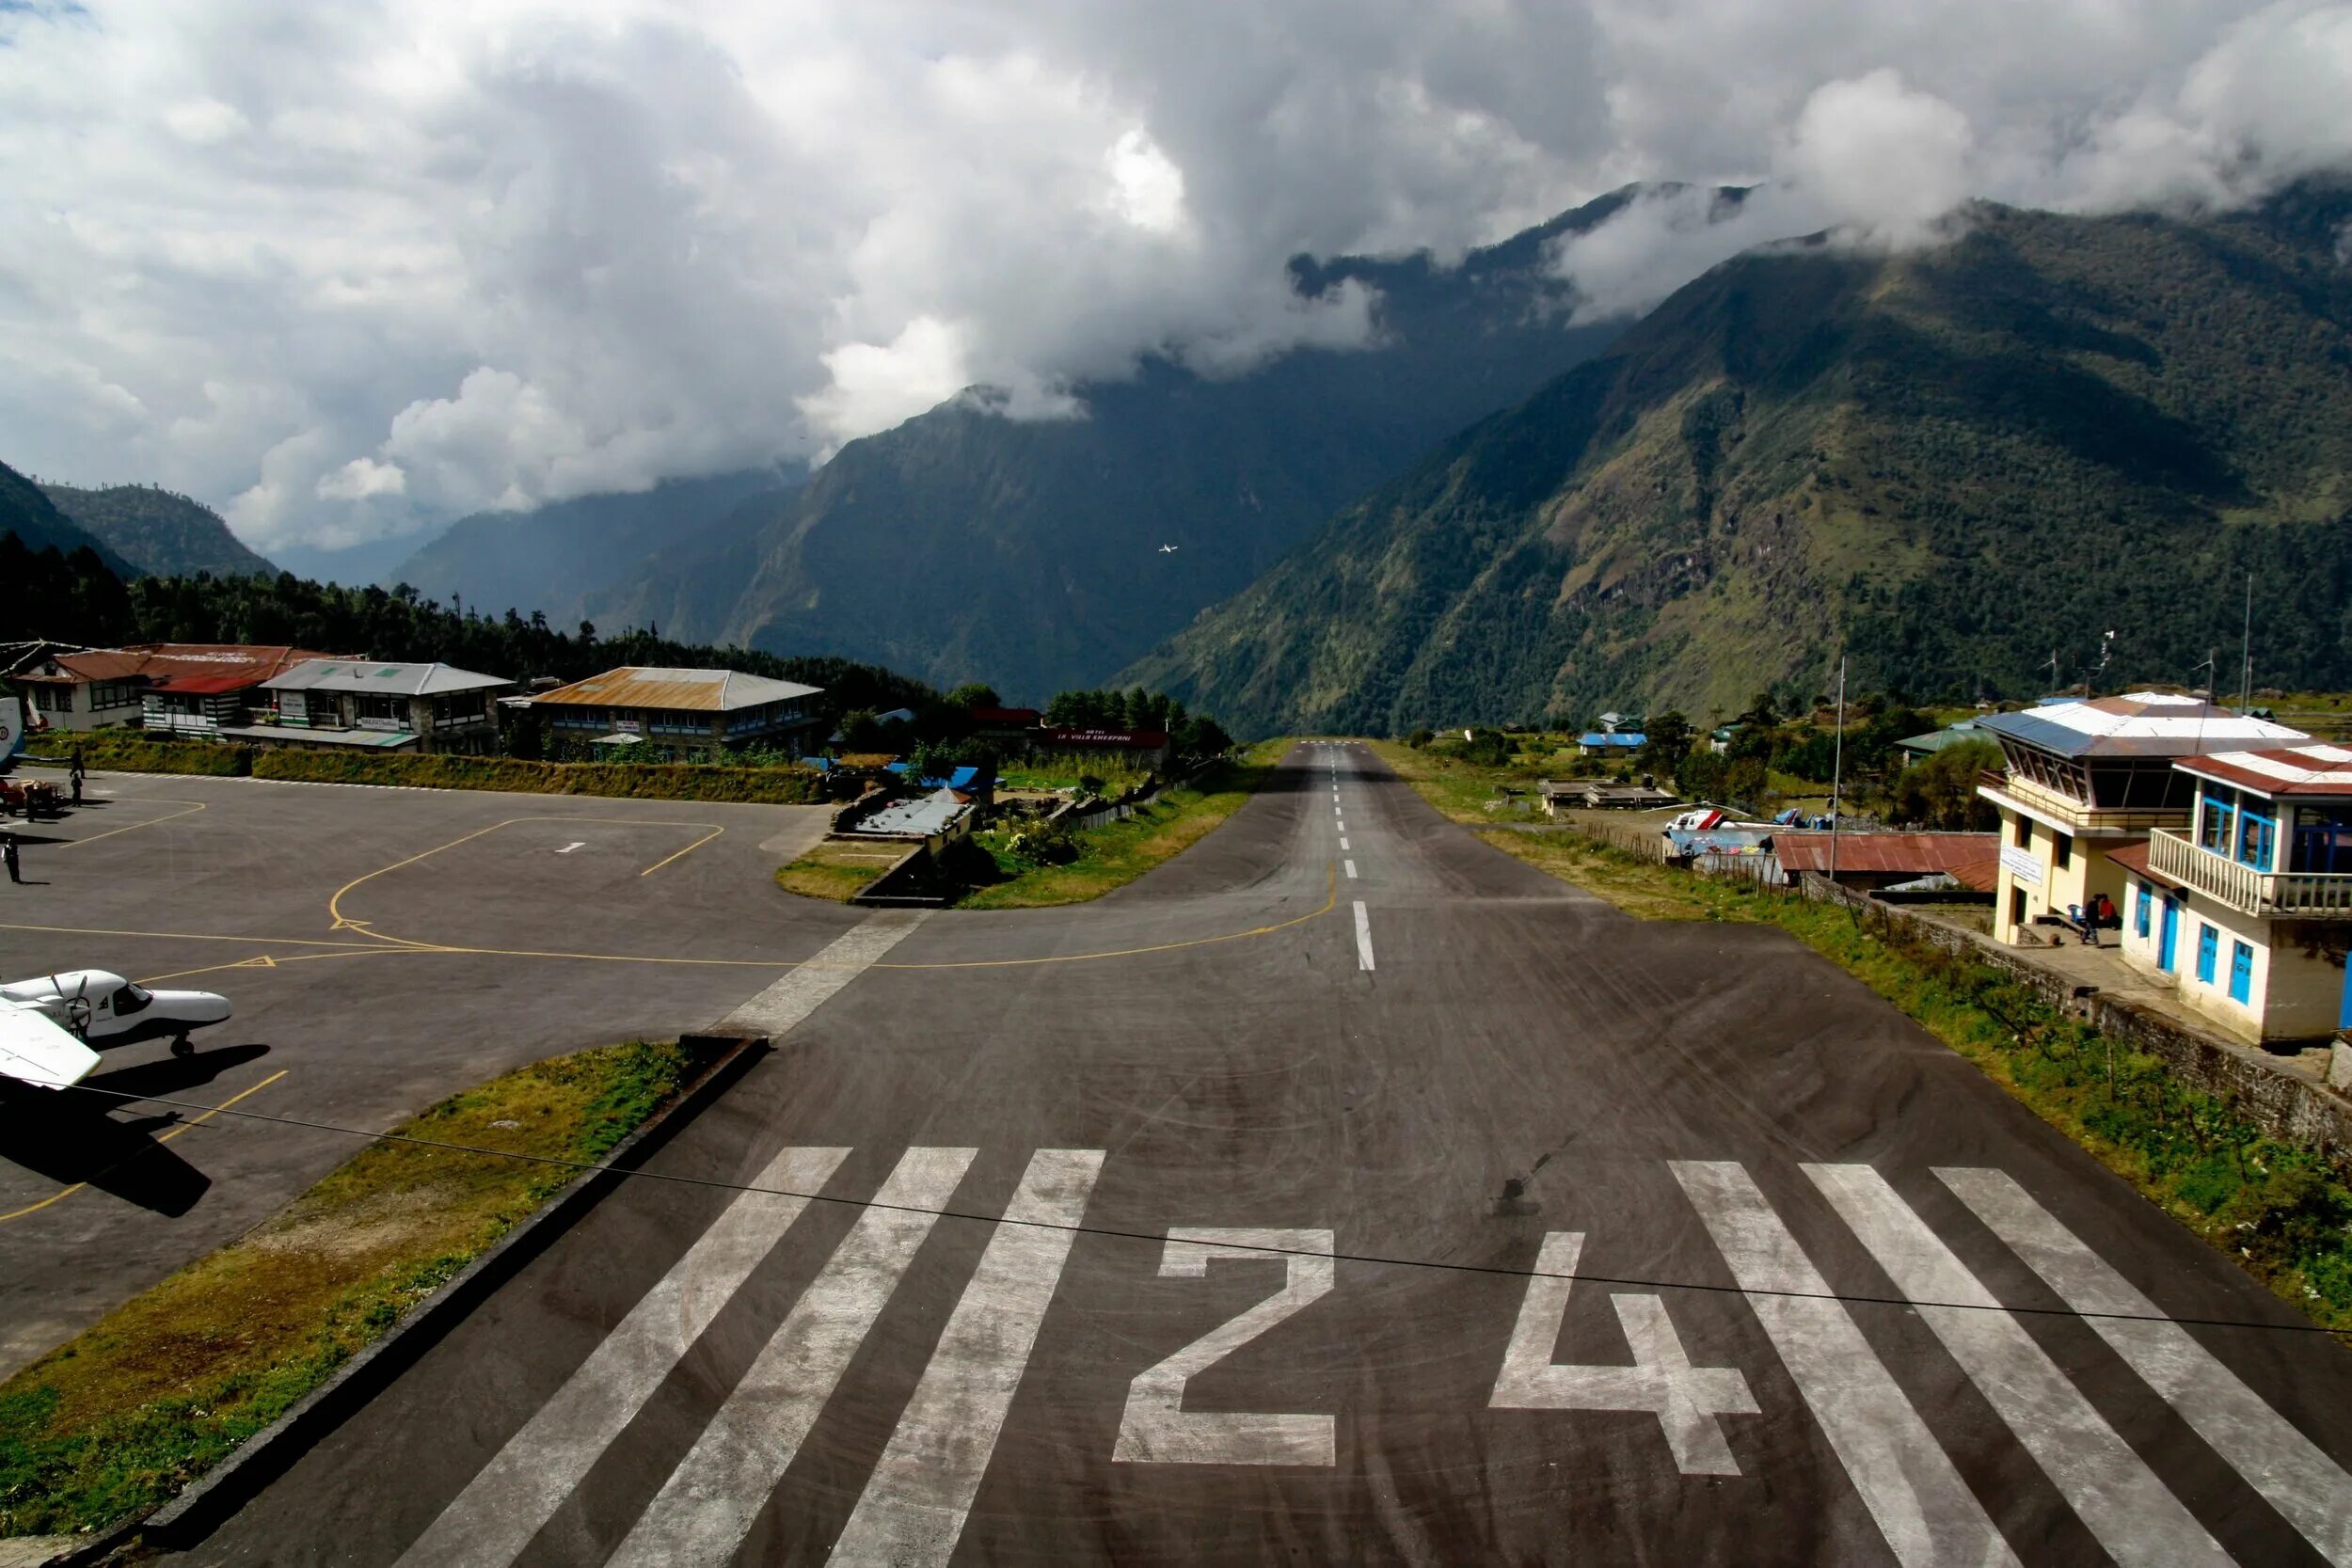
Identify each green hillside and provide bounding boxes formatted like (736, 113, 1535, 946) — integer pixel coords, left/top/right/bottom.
(0, 461, 136, 578)
(1123, 185, 2352, 734)
(41, 481, 278, 578)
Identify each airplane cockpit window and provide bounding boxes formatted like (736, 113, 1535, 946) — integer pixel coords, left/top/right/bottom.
(115, 984, 154, 1015)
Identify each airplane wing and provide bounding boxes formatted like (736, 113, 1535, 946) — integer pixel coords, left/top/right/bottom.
(0, 1006, 102, 1090)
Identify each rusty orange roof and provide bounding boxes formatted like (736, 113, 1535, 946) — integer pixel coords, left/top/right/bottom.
(529, 665, 822, 712)
(50, 643, 348, 691)
(1775, 832, 2003, 890)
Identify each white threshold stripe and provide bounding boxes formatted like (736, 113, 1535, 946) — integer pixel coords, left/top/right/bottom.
(1804, 1164, 2232, 1568)
(1353, 900, 1375, 971)
(829, 1149, 1105, 1565)
(394, 1145, 852, 1568)
(610, 1147, 978, 1568)
(1344, 860, 1358, 879)
(717, 911, 929, 1037)
(1671, 1162, 2020, 1568)
(1938, 1166, 2352, 1566)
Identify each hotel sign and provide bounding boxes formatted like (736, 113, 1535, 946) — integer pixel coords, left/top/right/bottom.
(1999, 846, 2043, 886)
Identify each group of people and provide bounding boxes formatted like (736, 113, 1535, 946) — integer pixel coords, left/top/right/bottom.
(4, 749, 85, 885)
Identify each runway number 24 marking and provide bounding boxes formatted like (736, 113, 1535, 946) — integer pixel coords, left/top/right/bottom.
(1114, 1228, 1336, 1466)
(1112, 1227, 1756, 1474)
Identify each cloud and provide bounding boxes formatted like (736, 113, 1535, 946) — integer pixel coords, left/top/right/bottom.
(1, 1, 2348, 556)
(315, 456, 405, 500)
(1780, 71, 1973, 246)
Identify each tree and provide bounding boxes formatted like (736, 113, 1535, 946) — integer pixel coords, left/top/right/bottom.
(1883, 739, 2004, 830)
(1638, 710, 1692, 773)
(946, 683, 1000, 711)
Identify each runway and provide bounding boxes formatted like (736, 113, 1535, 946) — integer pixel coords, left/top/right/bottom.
(40, 746, 2352, 1563)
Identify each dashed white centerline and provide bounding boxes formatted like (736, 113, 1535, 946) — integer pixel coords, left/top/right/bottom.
(1352, 900, 1375, 971)
(1344, 861, 1358, 879)
(1339, 837, 1350, 851)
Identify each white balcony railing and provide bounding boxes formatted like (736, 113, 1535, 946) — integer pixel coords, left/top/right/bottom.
(2148, 829, 2352, 917)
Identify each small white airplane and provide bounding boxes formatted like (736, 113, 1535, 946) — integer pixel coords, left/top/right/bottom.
(1158, 544, 1180, 554)
(2, 970, 232, 1067)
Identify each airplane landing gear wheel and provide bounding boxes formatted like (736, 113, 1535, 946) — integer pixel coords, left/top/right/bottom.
(170, 1034, 194, 1057)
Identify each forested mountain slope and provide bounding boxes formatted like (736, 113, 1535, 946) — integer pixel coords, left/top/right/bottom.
(1123, 185, 2352, 735)
(389, 466, 803, 626)
(41, 481, 278, 578)
(615, 189, 1677, 697)
(0, 461, 136, 579)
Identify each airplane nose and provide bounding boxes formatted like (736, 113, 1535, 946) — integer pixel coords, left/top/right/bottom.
(157, 990, 233, 1023)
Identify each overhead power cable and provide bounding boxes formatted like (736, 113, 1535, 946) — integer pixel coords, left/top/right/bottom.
(55, 1081, 2350, 1338)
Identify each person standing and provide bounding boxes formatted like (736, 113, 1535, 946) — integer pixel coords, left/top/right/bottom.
(3, 832, 20, 885)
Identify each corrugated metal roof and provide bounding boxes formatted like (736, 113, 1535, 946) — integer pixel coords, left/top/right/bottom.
(850, 786, 974, 836)
(264, 658, 512, 697)
(1775, 832, 2003, 889)
(1976, 693, 2306, 758)
(50, 643, 346, 689)
(2175, 743, 2352, 798)
(531, 665, 822, 712)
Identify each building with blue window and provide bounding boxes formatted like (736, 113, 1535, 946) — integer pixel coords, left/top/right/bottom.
(1975, 692, 2305, 950)
(2113, 742, 2352, 1044)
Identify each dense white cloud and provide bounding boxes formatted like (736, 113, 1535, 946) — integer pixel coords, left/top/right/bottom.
(0, 1, 2346, 556)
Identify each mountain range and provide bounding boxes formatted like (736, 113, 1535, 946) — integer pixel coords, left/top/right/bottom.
(385, 190, 1657, 696)
(1124, 183, 2352, 733)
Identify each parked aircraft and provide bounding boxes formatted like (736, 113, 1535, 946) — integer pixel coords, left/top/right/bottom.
(0, 1005, 100, 1090)
(1, 970, 232, 1056)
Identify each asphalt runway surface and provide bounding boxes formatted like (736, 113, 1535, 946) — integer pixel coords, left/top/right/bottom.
(119, 742, 2351, 1565)
(0, 770, 848, 1371)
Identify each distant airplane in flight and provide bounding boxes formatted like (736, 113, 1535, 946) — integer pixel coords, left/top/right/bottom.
(1158, 544, 1180, 554)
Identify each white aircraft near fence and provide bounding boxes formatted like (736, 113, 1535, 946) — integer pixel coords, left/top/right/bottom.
(0, 971, 232, 1090)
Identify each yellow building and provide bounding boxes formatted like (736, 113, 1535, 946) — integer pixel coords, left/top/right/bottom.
(2112, 744, 2352, 1044)
(1975, 693, 2305, 948)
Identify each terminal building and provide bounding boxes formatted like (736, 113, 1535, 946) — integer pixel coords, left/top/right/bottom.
(249, 659, 515, 754)
(528, 666, 826, 758)
(7, 643, 344, 736)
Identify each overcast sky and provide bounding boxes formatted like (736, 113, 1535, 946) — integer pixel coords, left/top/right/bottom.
(4, 1, 2349, 556)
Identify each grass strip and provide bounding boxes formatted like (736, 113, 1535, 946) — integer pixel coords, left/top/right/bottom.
(774, 840, 909, 902)
(955, 742, 1284, 910)
(0, 1039, 692, 1537)
(1388, 749, 2352, 1340)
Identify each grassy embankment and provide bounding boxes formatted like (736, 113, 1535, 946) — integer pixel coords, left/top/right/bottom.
(774, 838, 912, 902)
(24, 735, 824, 803)
(958, 741, 1284, 910)
(0, 1040, 694, 1538)
(1370, 740, 2352, 1338)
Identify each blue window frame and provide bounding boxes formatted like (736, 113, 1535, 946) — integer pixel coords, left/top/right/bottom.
(2199, 789, 2234, 852)
(2134, 883, 2151, 940)
(2196, 923, 2218, 985)
(2234, 805, 2277, 870)
(2228, 940, 2254, 1005)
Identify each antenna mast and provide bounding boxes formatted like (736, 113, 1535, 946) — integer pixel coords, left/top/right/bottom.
(2238, 572, 2253, 713)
